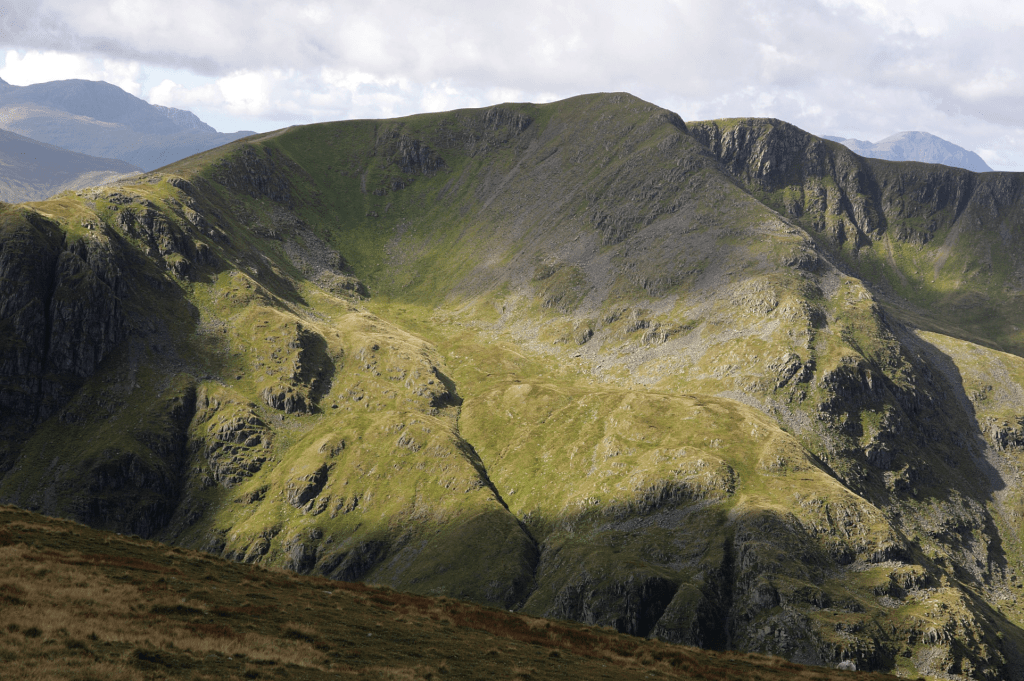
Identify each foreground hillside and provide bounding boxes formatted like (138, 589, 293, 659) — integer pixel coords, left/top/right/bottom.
(2, 93, 1024, 679)
(0, 505, 893, 680)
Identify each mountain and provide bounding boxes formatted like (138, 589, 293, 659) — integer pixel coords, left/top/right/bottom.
(0, 77, 257, 171)
(3, 93, 1024, 679)
(823, 131, 993, 172)
(0, 127, 142, 202)
(0, 504, 890, 680)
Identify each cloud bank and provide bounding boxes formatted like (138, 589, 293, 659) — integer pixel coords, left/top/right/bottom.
(1, 0, 1022, 168)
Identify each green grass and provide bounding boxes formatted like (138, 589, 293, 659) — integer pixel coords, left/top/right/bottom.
(5, 93, 1024, 679)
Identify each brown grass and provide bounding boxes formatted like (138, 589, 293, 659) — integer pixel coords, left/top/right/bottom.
(0, 504, 900, 680)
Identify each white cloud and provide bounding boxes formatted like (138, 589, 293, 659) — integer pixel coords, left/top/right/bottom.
(420, 82, 468, 114)
(218, 71, 270, 115)
(1, 50, 92, 84)
(300, 2, 331, 24)
(99, 59, 143, 96)
(977, 149, 1019, 169)
(148, 79, 184, 106)
(0, 50, 141, 94)
(954, 68, 1023, 101)
(148, 78, 222, 108)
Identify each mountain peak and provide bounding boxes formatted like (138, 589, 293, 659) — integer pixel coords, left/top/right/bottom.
(0, 77, 256, 170)
(824, 129, 993, 172)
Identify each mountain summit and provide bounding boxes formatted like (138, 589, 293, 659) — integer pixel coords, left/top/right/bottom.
(0, 78, 256, 170)
(823, 130, 993, 172)
(3, 93, 1024, 679)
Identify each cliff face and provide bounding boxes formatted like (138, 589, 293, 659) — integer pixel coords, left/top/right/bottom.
(0, 208, 128, 424)
(689, 118, 1024, 350)
(4, 94, 1024, 679)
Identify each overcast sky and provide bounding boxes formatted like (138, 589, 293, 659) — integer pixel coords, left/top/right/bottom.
(2, 0, 1023, 169)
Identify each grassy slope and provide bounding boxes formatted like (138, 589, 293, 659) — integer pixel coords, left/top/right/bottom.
(3, 94, 1024, 679)
(0, 505, 899, 681)
(0, 153, 549, 609)
(263, 100, 1024, 678)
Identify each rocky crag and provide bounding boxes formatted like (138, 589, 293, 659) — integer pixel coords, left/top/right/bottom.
(3, 94, 1024, 679)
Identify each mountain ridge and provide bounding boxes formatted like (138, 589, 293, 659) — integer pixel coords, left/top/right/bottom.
(2, 92, 1024, 678)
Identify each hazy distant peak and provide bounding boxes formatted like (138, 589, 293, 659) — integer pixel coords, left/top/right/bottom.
(823, 130, 992, 172)
(0, 78, 188, 133)
(0, 77, 257, 170)
(0, 127, 141, 203)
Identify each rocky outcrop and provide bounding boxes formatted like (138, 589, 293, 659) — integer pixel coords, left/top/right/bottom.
(281, 534, 319, 572)
(985, 417, 1024, 451)
(73, 382, 196, 537)
(536, 565, 677, 638)
(650, 541, 734, 649)
(0, 376, 199, 539)
(260, 385, 307, 413)
(256, 323, 332, 413)
(286, 464, 329, 509)
(689, 117, 1024, 256)
(47, 237, 128, 379)
(389, 134, 446, 176)
(689, 119, 887, 246)
(365, 128, 448, 196)
(0, 210, 63, 422)
(484, 106, 533, 135)
(0, 210, 129, 424)
(190, 387, 270, 487)
(281, 221, 368, 298)
(213, 145, 293, 205)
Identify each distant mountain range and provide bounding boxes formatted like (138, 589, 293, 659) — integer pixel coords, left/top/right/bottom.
(0, 128, 141, 203)
(0, 77, 256, 172)
(822, 130, 992, 172)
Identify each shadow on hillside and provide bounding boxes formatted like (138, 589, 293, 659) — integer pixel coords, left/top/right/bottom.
(890, 330, 1024, 680)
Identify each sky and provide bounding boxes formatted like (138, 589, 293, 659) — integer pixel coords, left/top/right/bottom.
(1, 0, 1023, 170)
